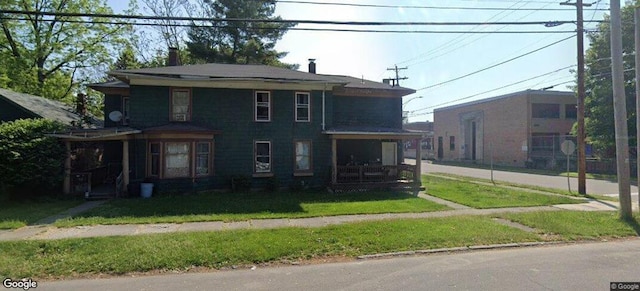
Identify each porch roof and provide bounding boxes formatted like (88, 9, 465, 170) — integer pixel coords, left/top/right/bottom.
(46, 127, 141, 141)
(323, 126, 423, 140)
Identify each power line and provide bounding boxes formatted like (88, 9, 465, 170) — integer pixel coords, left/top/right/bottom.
(269, 0, 608, 11)
(409, 64, 577, 116)
(413, 34, 576, 92)
(0, 17, 582, 33)
(0, 10, 605, 26)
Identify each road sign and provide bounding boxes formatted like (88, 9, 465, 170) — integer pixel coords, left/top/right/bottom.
(561, 140, 576, 155)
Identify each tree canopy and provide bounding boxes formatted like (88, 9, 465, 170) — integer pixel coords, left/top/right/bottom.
(583, 1, 638, 156)
(185, 0, 297, 68)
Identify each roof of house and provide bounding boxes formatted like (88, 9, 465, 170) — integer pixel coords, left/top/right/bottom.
(0, 87, 102, 127)
(433, 89, 575, 112)
(403, 121, 433, 132)
(103, 63, 414, 94)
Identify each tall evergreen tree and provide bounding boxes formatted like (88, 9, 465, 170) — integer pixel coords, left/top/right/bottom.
(185, 0, 297, 69)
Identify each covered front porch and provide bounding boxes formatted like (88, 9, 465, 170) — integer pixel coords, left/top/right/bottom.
(48, 127, 141, 199)
(325, 128, 423, 191)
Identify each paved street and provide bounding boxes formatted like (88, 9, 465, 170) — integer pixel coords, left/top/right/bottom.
(411, 159, 639, 202)
(38, 239, 640, 291)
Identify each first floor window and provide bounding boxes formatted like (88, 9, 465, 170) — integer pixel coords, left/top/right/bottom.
(294, 140, 312, 172)
(149, 142, 161, 176)
(147, 140, 213, 178)
(449, 136, 455, 151)
(165, 142, 190, 178)
(196, 142, 210, 175)
(255, 141, 271, 173)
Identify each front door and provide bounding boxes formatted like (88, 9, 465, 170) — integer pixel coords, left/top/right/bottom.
(382, 142, 397, 166)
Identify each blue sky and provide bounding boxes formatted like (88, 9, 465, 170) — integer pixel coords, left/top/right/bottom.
(107, 0, 613, 122)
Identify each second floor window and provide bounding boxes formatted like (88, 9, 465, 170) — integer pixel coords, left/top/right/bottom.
(171, 88, 191, 122)
(255, 91, 271, 122)
(295, 92, 310, 122)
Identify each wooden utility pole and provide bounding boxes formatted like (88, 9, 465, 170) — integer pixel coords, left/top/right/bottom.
(635, 7, 640, 213)
(610, 0, 633, 219)
(560, 0, 591, 195)
(387, 65, 408, 87)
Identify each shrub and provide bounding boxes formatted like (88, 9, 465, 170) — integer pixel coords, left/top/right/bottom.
(0, 119, 67, 200)
(230, 174, 251, 192)
(264, 176, 279, 192)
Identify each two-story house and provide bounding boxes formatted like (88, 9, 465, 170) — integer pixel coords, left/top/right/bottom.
(52, 56, 423, 196)
(433, 89, 576, 168)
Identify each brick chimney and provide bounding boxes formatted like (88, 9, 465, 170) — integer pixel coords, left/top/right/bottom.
(168, 47, 180, 66)
(308, 59, 316, 74)
(75, 93, 87, 116)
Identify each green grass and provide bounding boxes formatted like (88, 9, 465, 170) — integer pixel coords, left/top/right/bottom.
(423, 175, 584, 208)
(498, 211, 640, 240)
(0, 199, 83, 229)
(0, 216, 540, 279)
(54, 191, 449, 227)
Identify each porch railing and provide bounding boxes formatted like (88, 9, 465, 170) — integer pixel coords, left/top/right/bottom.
(115, 171, 124, 197)
(336, 164, 416, 184)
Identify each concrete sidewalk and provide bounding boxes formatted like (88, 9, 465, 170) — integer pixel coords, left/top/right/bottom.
(0, 191, 629, 242)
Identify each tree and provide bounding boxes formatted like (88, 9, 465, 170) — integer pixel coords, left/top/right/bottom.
(185, 0, 297, 68)
(0, 0, 132, 103)
(583, 1, 638, 156)
(0, 119, 67, 201)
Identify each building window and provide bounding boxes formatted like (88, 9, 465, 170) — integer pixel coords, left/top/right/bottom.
(294, 140, 312, 174)
(532, 103, 560, 119)
(149, 142, 161, 177)
(122, 97, 130, 125)
(165, 142, 190, 178)
(449, 136, 455, 151)
(255, 141, 271, 173)
(171, 88, 191, 122)
(196, 142, 211, 176)
(295, 92, 310, 122)
(255, 91, 271, 122)
(565, 104, 577, 119)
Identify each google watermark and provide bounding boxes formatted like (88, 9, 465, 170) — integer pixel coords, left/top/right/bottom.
(3, 278, 37, 290)
(611, 282, 640, 291)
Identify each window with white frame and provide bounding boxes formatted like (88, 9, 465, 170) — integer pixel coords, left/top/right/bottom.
(254, 141, 271, 173)
(255, 91, 271, 121)
(171, 88, 191, 122)
(294, 140, 312, 173)
(295, 92, 310, 122)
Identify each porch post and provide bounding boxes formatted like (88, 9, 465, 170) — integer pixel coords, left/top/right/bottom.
(415, 138, 422, 183)
(331, 138, 337, 184)
(122, 140, 130, 194)
(63, 141, 71, 194)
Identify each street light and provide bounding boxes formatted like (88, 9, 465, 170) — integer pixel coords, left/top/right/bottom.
(403, 95, 423, 106)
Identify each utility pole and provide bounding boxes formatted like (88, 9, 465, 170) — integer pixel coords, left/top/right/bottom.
(635, 7, 640, 213)
(610, 0, 633, 219)
(560, 0, 590, 195)
(387, 65, 408, 87)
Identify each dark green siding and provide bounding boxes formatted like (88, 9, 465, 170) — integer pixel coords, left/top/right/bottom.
(332, 96, 402, 128)
(103, 94, 123, 128)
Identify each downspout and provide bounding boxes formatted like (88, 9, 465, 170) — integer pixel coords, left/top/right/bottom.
(322, 83, 326, 131)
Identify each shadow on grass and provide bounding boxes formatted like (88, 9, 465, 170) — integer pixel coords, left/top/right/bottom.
(74, 190, 418, 219)
(622, 216, 640, 236)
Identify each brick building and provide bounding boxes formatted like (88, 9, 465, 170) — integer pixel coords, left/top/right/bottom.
(433, 89, 576, 168)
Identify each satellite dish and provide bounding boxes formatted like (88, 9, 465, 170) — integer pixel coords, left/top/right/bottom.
(108, 111, 123, 122)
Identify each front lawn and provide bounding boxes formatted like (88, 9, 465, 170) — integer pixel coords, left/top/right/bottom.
(0, 199, 83, 229)
(498, 211, 640, 240)
(55, 191, 449, 227)
(423, 175, 584, 208)
(0, 216, 540, 279)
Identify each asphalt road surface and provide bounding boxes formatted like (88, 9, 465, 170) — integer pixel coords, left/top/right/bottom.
(39, 239, 640, 291)
(416, 160, 639, 201)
